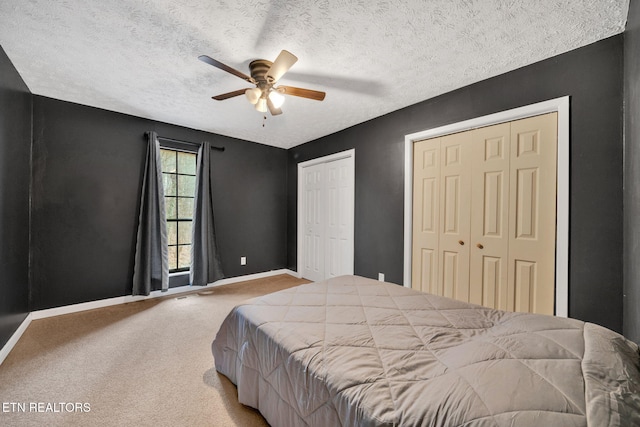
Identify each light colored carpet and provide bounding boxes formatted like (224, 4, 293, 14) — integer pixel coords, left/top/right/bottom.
(0, 274, 309, 426)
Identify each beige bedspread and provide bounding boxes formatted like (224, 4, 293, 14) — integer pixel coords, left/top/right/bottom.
(212, 275, 640, 426)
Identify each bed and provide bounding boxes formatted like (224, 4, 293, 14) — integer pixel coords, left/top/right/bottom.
(212, 275, 640, 426)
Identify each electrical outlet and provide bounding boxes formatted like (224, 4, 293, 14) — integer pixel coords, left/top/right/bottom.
(378, 273, 385, 282)
(240, 256, 247, 266)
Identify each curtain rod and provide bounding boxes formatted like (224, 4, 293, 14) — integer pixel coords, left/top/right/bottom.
(153, 134, 225, 151)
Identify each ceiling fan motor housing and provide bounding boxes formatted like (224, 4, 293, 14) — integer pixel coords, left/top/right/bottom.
(250, 59, 274, 89)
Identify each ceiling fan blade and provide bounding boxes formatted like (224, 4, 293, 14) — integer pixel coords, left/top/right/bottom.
(266, 50, 298, 83)
(212, 89, 250, 101)
(198, 55, 254, 83)
(279, 85, 326, 101)
(267, 98, 283, 116)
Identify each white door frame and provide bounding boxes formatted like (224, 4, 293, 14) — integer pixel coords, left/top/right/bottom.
(403, 97, 570, 317)
(297, 149, 356, 280)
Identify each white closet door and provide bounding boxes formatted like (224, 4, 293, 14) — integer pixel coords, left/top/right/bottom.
(303, 163, 325, 282)
(325, 157, 354, 279)
(300, 154, 355, 282)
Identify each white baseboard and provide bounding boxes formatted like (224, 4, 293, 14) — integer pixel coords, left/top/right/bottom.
(0, 269, 300, 366)
(283, 269, 301, 278)
(0, 313, 33, 366)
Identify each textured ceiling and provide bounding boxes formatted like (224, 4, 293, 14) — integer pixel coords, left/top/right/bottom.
(0, 0, 630, 149)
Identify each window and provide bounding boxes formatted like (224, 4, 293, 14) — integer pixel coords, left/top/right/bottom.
(160, 148, 197, 272)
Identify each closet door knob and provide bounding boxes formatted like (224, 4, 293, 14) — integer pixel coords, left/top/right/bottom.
(458, 240, 464, 245)
(476, 243, 484, 249)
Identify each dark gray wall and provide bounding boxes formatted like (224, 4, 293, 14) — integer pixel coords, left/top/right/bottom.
(624, 0, 640, 344)
(288, 35, 624, 333)
(30, 96, 287, 310)
(0, 46, 31, 348)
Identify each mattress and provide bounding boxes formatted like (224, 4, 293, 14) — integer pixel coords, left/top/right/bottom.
(212, 275, 640, 426)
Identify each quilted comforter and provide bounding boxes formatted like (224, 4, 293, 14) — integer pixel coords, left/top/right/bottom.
(212, 275, 640, 426)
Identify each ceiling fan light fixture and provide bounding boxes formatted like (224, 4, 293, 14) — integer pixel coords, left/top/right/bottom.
(200, 50, 326, 117)
(255, 97, 268, 113)
(268, 90, 285, 109)
(245, 87, 261, 104)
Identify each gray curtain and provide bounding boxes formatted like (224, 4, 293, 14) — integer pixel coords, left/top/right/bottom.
(132, 131, 169, 295)
(190, 141, 224, 286)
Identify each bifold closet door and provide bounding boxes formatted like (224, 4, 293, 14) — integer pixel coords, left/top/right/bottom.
(412, 132, 472, 297)
(302, 157, 354, 282)
(412, 112, 558, 315)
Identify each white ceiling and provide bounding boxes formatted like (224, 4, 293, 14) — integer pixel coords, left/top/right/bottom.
(0, 0, 630, 149)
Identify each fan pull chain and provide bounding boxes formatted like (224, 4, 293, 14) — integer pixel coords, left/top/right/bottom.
(262, 115, 267, 127)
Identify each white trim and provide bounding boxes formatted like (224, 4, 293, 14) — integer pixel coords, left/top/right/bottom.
(404, 96, 570, 317)
(30, 269, 295, 319)
(207, 269, 300, 286)
(297, 149, 355, 169)
(297, 149, 356, 281)
(0, 314, 32, 366)
(284, 269, 302, 279)
(0, 269, 298, 366)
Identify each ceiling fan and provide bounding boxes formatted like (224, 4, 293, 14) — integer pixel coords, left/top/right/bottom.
(198, 50, 326, 116)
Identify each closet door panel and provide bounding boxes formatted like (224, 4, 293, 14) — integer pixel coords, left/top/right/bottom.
(412, 138, 441, 293)
(439, 132, 471, 302)
(303, 164, 325, 282)
(326, 157, 354, 279)
(470, 123, 511, 308)
(508, 113, 557, 314)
